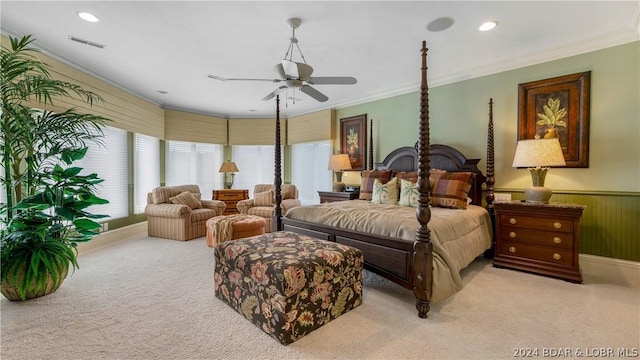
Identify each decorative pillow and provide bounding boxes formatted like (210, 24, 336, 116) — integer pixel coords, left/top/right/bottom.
(281, 185, 297, 200)
(359, 170, 392, 201)
(254, 190, 275, 207)
(371, 177, 398, 205)
(398, 179, 419, 207)
(430, 171, 473, 209)
(169, 191, 202, 209)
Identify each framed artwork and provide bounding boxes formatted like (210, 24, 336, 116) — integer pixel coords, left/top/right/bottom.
(518, 71, 591, 168)
(340, 114, 367, 171)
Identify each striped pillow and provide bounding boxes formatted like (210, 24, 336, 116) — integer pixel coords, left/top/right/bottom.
(254, 190, 275, 206)
(359, 170, 392, 201)
(169, 191, 202, 209)
(430, 171, 473, 209)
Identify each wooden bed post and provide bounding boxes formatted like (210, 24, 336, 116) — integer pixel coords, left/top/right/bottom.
(413, 40, 433, 318)
(273, 95, 283, 232)
(485, 98, 496, 257)
(369, 118, 374, 170)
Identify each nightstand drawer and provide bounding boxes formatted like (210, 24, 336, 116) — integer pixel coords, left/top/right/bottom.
(498, 214, 573, 233)
(499, 241, 574, 267)
(499, 226, 573, 249)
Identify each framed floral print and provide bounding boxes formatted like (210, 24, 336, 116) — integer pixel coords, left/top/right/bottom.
(518, 71, 591, 168)
(340, 114, 367, 171)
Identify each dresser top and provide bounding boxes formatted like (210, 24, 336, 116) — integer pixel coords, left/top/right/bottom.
(494, 200, 586, 210)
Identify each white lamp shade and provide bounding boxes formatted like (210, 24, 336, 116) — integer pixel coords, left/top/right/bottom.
(512, 138, 566, 168)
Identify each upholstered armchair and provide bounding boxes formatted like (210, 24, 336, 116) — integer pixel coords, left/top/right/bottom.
(145, 184, 226, 241)
(236, 184, 301, 233)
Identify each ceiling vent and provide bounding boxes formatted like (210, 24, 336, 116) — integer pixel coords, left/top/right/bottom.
(68, 36, 105, 49)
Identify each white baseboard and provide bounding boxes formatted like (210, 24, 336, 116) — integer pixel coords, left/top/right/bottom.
(580, 254, 640, 288)
(78, 222, 147, 255)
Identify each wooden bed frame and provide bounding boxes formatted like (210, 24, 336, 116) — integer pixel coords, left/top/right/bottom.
(272, 41, 496, 318)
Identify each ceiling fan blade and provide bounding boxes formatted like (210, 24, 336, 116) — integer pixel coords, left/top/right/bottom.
(307, 76, 357, 85)
(273, 63, 286, 80)
(299, 85, 328, 102)
(208, 74, 280, 82)
(262, 85, 288, 101)
(281, 60, 314, 80)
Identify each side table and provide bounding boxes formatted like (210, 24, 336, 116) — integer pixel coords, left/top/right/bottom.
(318, 191, 359, 203)
(493, 201, 586, 283)
(212, 189, 249, 215)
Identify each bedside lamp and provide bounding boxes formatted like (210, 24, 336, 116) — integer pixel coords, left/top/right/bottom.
(328, 154, 352, 192)
(512, 138, 566, 204)
(219, 161, 239, 189)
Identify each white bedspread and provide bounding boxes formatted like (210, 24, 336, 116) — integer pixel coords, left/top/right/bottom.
(285, 200, 493, 302)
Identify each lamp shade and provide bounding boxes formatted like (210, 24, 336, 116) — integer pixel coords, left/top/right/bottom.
(512, 138, 566, 168)
(328, 154, 352, 171)
(219, 161, 239, 173)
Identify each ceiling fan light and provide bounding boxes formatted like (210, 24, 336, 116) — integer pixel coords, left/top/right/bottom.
(77, 11, 99, 23)
(479, 21, 498, 31)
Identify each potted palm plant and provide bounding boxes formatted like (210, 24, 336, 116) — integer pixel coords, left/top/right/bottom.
(1, 35, 110, 300)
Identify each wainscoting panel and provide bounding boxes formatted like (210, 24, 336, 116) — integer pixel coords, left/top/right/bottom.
(494, 190, 639, 262)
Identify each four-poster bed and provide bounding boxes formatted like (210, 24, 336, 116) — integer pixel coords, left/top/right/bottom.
(271, 41, 496, 318)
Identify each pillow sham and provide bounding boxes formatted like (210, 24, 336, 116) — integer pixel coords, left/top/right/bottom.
(371, 177, 398, 205)
(430, 171, 473, 209)
(359, 170, 392, 201)
(169, 191, 202, 209)
(398, 179, 419, 207)
(254, 190, 275, 207)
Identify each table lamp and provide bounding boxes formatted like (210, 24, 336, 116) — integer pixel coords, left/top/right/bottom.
(512, 137, 566, 203)
(219, 161, 239, 189)
(328, 154, 352, 192)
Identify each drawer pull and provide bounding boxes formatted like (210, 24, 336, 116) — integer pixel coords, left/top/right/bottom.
(553, 237, 562, 244)
(509, 246, 517, 253)
(509, 217, 517, 224)
(509, 231, 517, 238)
(553, 221, 562, 229)
(553, 253, 561, 260)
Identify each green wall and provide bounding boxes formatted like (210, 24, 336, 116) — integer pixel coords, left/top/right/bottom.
(335, 41, 640, 261)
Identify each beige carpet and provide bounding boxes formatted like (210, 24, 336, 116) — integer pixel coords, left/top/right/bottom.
(1, 234, 638, 360)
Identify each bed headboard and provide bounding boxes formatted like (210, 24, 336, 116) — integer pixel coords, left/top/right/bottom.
(375, 144, 486, 206)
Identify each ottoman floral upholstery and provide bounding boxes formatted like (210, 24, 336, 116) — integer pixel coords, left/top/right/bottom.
(214, 231, 363, 345)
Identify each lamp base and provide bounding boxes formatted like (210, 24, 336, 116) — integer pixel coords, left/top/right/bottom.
(223, 173, 235, 189)
(332, 182, 345, 192)
(524, 186, 552, 204)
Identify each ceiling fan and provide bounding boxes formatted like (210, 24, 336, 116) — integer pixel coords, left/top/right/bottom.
(208, 18, 357, 103)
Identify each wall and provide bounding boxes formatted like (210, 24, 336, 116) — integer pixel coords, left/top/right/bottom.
(335, 41, 640, 261)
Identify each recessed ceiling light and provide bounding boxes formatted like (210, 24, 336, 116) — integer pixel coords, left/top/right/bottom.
(479, 21, 498, 32)
(427, 17, 455, 32)
(77, 12, 99, 23)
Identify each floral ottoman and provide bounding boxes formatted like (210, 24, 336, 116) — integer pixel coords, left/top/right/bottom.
(214, 231, 363, 345)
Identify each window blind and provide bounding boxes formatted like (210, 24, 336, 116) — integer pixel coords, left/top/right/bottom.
(231, 145, 282, 197)
(291, 141, 332, 204)
(134, 133, 160, 214)
(73, 126, 129, 220)
(165, 141, 224, 199)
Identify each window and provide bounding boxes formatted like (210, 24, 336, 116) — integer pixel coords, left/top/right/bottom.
(134, 134, 160, 214)
(291, 141, 332, 204)
(166, 141, 224, 198)
(232, 145, 282, 197)
(73, 126, 129, 220)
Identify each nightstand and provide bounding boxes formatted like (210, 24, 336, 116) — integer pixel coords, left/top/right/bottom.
(212, 189, 249, 215)
(318, 191, 359, 203)
(493, 201, 586, 283)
